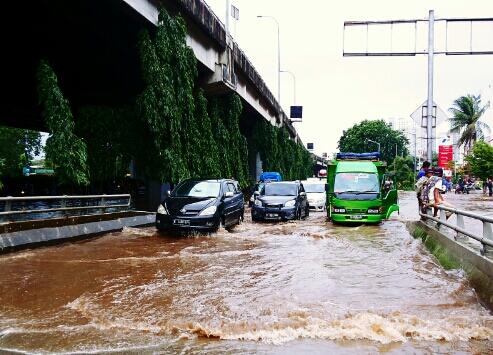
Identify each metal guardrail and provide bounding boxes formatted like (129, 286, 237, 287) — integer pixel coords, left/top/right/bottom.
(0, 194, 131, 220)
(419, 205, 493, 256)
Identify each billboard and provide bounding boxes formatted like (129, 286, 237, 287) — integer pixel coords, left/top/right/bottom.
(438, 145, 453, 168)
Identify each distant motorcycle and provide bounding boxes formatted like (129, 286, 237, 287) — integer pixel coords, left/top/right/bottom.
(463, 183, 474, 194)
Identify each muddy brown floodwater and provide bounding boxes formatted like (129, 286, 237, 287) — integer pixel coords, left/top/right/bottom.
(1, 191, 493, 354)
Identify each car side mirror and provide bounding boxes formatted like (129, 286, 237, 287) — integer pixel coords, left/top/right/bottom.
(224, 191, 234, 198)
(300, 192, 306, 197)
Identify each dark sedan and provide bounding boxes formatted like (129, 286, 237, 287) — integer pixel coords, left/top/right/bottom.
(251, 181, 309, 221)
(156, 179, 244, 233)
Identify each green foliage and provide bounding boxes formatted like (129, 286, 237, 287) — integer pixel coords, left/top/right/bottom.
(37, 60, 89, 186)
(76, 106, 133, 184)
(465, 141, 493, 180)
(136, 9, 200, 183)
(208, 95, 250, 188)
(392, 156, 415, 190)
(449, 94, 490, 153)
(192, 90, 220, 178)
(251, 119, 312, 181)
(338, 120, 409, 164)
(0, 126, 41, 180)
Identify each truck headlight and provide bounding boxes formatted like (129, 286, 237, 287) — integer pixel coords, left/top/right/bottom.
(284, 200, 296, 207)
(254, 199, 262, 207)
(367, 207, 382, 214)
(333, 207, 346, 213)
(157, 204, 168, 215)
(199, 205, 217, 216)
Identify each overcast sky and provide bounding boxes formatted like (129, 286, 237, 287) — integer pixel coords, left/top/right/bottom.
(204, 0, 493, 156)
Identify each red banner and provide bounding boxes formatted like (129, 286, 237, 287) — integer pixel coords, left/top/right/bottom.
(438, 145, 453, 168)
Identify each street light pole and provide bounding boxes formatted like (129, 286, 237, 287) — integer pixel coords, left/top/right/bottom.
(366, 139, 381, 152)
(257, 15, 280, 104)
(280, 70, 296, 104)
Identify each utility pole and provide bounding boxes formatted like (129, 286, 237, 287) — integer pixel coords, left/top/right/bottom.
(426, 10, 434, 163)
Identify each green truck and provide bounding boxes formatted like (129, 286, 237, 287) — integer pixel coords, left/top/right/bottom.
(326, 152, 399, 223)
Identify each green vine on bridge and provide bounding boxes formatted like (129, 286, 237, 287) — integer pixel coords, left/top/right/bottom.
(37, 60, 89, 186)
(252, 119, 312, 181)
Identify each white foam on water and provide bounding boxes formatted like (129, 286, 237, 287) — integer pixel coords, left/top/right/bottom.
(173, 311, 493, 345)
(121, 226, 156, 237)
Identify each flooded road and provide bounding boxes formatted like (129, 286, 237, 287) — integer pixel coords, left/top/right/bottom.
(1, 192, 493, 354)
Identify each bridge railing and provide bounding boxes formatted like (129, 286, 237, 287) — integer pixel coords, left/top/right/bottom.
(0, 194, 131, 223)
(419, 205, 493, 257)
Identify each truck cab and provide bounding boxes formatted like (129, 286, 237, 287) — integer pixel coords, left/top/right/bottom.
(326, 152, 399, 223)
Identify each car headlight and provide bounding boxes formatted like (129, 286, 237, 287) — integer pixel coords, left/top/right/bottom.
(157, 204, 167, 215)
(333, 207, 346, 213)
(199, 205, 217, 216)
(254, 199, 262, 207)
(284, 200, 296, 207)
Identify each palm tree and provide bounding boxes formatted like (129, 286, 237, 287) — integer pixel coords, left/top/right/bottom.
(449, 94, 490, 154)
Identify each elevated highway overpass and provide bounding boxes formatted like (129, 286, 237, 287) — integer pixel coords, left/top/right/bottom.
(0, 0, 298, 140)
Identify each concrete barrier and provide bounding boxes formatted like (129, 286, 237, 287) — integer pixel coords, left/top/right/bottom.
(407, 220, 493, 308)
(0, 212, 155, 252)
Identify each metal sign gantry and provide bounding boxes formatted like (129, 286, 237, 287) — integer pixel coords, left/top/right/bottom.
(343, 10, 493, 162)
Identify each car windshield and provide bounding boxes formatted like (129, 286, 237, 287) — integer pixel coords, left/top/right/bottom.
(263, 183, 297, 196)
(334, 173, 380, 193)
(304, 184, 325, 193)
(172, 180, 221, 198)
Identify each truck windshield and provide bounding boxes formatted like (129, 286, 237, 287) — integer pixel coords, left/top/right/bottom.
(263, 183, 297, 196)
(334, 173, 380, 194)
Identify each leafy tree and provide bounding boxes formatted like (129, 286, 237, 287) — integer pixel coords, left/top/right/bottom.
(0, 126, 41, 179)
(449, 94, 490, 154)
(465, 141, 493, 181)
(392, 156, 415, 190)
(338, 120, 409, 164)
(37, 60, 89, 186)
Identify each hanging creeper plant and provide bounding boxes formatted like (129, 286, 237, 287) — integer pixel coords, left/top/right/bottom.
(37, 60, 89, 186)
(137, 9, 197, 183)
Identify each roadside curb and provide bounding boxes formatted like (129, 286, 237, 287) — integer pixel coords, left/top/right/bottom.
(406, 220, 493, 309)
(0, 212, 155, 253)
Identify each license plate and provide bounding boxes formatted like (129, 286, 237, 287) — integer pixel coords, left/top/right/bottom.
(173, 218, 190, 226)
(350, 215, 363, 220)
(266, 213, 279, 219)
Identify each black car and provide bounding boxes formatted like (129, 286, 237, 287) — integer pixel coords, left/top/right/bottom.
(251, 181, 309, 221)
(156, 179, 244, 232)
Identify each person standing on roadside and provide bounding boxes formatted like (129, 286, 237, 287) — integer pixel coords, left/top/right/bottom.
(487, 177, 493, 197)
(417, 161, 431, 180)
(422, 167, 452, 218)
(416, 168, 433, 213)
